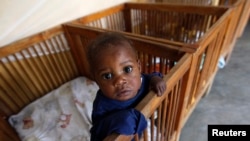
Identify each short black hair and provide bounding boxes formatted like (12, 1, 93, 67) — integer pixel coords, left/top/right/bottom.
(87, 32, 137, 70)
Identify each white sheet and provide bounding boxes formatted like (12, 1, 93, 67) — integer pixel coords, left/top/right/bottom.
(9, 77, 99, 141)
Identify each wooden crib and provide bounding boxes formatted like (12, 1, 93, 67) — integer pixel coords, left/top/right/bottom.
(151, 0, 250, 65)
(68, 2, 233, 131)
(0, 21, 193, 141)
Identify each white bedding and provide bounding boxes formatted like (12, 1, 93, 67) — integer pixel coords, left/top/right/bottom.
(9, 77, 99, 141)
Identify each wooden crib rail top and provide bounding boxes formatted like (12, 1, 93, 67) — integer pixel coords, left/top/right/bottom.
(64, 23, 197, 53)
(0, 26, 64, 58)
(74, 2, 228, 24)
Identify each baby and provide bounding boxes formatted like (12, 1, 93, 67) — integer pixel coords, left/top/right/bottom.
(87, 32, 166, 141)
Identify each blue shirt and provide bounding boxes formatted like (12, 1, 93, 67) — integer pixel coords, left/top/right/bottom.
(90, 72, 162, 141)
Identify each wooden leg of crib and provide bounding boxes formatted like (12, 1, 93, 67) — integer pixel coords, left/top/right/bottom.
(203, 83, 212, 98)
(202, 78, 214, 98)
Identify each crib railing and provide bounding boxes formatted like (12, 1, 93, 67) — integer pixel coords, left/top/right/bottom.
(67, 2, 232, 131)
(156, 0, 250, 38)
(150, 0, 247, 67)
(0, 26, 80, 141)
(64, 24, 193, 141)
(236, 0, 250, 37)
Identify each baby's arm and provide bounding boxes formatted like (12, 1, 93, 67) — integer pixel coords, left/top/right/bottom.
(150, 75, 166, 96)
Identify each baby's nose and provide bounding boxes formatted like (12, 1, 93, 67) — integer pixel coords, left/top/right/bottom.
(114, 76, 127, 87)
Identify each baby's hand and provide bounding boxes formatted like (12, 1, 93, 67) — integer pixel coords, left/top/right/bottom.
(150, 76, 166, 96)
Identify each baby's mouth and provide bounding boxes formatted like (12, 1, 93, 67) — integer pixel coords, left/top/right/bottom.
(116, 89, 132, 97)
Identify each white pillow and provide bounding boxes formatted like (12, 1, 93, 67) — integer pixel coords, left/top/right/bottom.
(8, 77, 99, 141)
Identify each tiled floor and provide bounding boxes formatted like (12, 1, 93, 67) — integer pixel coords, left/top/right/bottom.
(179, 20, 250, 141)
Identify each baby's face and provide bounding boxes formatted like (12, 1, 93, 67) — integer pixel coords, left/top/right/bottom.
(93, 44, 141, 101)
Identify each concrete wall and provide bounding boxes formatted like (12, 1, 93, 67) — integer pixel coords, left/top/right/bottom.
(0, 0, 136, 47)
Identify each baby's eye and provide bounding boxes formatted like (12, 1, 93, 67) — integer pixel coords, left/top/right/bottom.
(124, 66, 133, 73)
(102, 73, 113, 80)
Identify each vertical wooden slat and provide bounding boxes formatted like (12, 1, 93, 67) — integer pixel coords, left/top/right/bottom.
(156, 104, 162, 141)
(0, 79, 20, 113)
(123, 7, 132, 32)
(23, 50, 47, 95)
(32, 45, 55, 90)
(16, 53, 41, 96)
(150, 115, 155, 141)
(145, 53, 149, 74)
(7, 56, 33, 101)
(1, 60, 30, 105)
(50, 38, 68, 83)
(38, 42, 60, 86)
(26, 48, 50, 93)
(58, 35, 76, 78)
(54, 36, 71, 80)
(47, 39, 66, 83)
(172, 81, 181, 134)
(12, 54, 36, 101)
(59, 34, 79, 79)
(160, 98, 168, 141)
